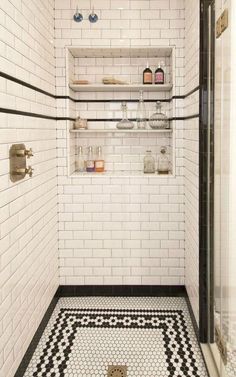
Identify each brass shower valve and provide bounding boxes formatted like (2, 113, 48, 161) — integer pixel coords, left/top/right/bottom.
(14, 166, 34, 177)
(10, 144, 34, 182)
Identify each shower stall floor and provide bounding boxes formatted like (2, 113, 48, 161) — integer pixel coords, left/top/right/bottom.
(23, 297, 208, 377)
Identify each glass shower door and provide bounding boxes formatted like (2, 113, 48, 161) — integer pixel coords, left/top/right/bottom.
(214, 1, 236, 375)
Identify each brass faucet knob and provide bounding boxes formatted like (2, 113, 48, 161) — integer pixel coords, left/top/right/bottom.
(25, 148, 33, 158)
(26, 166, 34, 177)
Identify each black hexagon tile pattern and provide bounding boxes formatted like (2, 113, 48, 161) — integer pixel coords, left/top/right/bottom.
(23, 297, 209, 377)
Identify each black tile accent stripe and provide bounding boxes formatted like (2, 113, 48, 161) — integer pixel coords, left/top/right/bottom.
(56, 117, 75, 121)
(0, 107, 56, 120)
(1, 70, 199, 103)
(85, 115, 199, 122)
(55, 86, 199, 103)
(171, 114, 199, 121)
(54, 87, 199, 103)
(0, 107, 199, 122)
(0, 108, 74, 121)
(0, 71, 55, 99)
(0, 70, 200, 121)
(181, 86, 200, 99)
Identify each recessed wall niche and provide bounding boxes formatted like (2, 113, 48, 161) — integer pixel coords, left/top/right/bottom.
(65, 47, 176, 177)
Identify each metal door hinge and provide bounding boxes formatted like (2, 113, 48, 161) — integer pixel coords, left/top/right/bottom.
(216, 9, 228, 38)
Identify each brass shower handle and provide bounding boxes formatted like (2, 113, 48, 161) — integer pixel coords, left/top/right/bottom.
(14, 166, 34, 177)
(16, 148, 34, 158)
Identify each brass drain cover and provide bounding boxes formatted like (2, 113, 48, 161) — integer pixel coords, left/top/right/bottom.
(107, 365, 127, 377)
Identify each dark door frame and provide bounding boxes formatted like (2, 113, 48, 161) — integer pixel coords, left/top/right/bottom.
(199, 0, 215, 343)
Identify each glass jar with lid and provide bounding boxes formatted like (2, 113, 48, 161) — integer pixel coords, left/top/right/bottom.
(116, 102, 134, 129)
(149, 101, 169, 129)
(143, 150, 156, 174)
(158, 146, 169, 174)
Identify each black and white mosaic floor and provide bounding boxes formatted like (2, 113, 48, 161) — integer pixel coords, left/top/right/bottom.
(23, 297, 208, 377)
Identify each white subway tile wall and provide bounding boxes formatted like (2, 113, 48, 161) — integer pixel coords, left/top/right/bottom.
(55, 0, 186, 286)
(184, 0, 200, 324)
(0, 0, 201, 375)
(0, 1, 58, 377)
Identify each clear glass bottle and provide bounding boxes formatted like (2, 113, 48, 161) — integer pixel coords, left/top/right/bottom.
(137, 90, 147, 129)
(143, 150, 155, 174)
(158, 146, 169, 174)
(95, 146, 105, 173)
(116, 102, 134, 129)
(149, 101, 169, 129)
(76, 146, 85, 172)
(86, 146, 95, 172)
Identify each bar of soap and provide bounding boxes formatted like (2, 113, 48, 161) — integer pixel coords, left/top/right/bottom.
(102, 77, 128, 85)
(73, 80, 89, 84)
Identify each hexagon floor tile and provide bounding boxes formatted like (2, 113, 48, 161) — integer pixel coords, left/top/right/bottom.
(23, 297, 208, 377)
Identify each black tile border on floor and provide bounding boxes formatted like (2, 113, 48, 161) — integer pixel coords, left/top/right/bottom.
(14, 284, 200, 377)
(30, 307, 202, 377)
(185, 295, 199, 341)
(56, 284, 186, 297)
(14, 294, 59, 377)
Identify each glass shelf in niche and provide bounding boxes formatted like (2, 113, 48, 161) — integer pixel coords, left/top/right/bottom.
(71, 171, 173, 178)
(70, 129, 172, 134)
(69, 83, 173, 92)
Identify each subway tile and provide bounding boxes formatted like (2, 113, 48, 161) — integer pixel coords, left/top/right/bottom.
(0, 0, 194, 373)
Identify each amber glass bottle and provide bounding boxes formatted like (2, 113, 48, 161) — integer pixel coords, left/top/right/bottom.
(143, 62, 152, 84)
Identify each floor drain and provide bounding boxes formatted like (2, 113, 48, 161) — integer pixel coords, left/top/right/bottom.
(107, 365, 127, 377)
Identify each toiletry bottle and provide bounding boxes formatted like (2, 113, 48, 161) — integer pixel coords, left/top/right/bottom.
(86, 146, 95, 172)
(95, 146, 105, 173)
(76, 146, 85, 172)
(143, 62, 152, 84)
(116, 102, 134, 129)
(158, 146, 169, 174)
(137, 90, 147, 129)
(155, 62, 164, 84)
(143, 150, 156, 174)
(149, 101, 169, 129)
